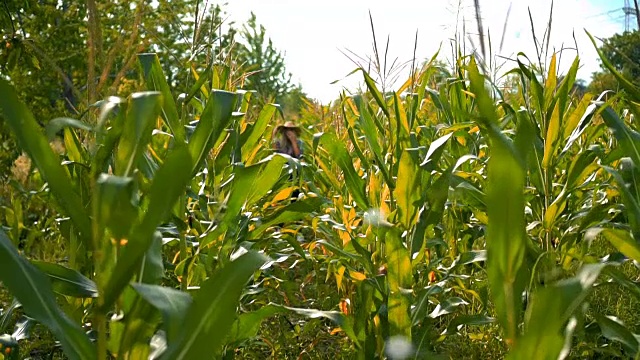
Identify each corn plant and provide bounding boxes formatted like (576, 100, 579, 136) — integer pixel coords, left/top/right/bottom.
(0, 51, 328, 359)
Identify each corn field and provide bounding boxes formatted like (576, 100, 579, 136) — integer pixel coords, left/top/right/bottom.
(1, 9, 640, 360)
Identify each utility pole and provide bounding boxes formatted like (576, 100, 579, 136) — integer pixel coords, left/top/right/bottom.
(635, 0, 640, 31)
(624, 0, 633, 31)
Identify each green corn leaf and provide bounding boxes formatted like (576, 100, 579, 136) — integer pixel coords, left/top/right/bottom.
(241, 103, 278, 162)
(428, 297, 468, 319)
(223, 154, 288, 223)
(183, 64, 212, 106)
(101, 147, 193, 311)
(31, 261, 98, 298)
(138, 53, 186, 143)
(45, 117, 94, 140)
(141, 232, 165, 284)
(249, 196, 325, 239)
(361, 69, 390, 118)
(586, 31, 640, 102)
(510, 263, 607, 359)
(385, 227, 412, 340)
(319, 132, 369, 209)
(227, 303, 355, 346)
(0, 79, 92, 247)
(159, 251, 268, 360)
(516, 53, 545, 116)
(469, 57, 527, 343)
(594, 313, 640, 356)
(188, 90, 238, 175)
(393, 92, 411, 137)
(420, 132, 453, 171)
(115, 288, 162, 357)
(131, 284, 192, 343)
(602, 166, 640, 238)
(94, 174, 138, 243)
(394, 150, 422, 229)
(63, 126, 88, 164)
(354, 96, 394, 188)
(565, 148, 599, 191)
(412, 168, 453, 255)
(600, 105, 640, 168)
(115, 92, 163, 177)
(441, 314, 495, 335)
(0, 230, 95, 360)
(588, 228, 640, 263)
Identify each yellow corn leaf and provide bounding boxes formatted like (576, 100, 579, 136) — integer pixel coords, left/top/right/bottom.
(350, 271, 366, 281)
(542, 102, 561, 168)
(562, 93, 593, 140)
(369, 170, 381, 207)
(271, 187, 294, 203)
(335, 265, 346, 291)
(544, 53, 557, 106)
(380, 185, 391, 216)
(340, 230, 351, 246)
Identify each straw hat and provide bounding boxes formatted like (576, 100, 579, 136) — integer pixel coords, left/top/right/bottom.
(275, 121, 301, 135)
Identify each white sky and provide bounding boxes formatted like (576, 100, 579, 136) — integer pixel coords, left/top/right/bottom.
(223, 0, 627, 103)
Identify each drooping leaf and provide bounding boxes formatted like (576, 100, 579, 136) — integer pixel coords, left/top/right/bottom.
(442, 314, 495, 335)
(0, 230, 95, 360)
(586, 31, 640, 102)
(420, 133, 453, 171)
(159, 251, 268, 360)
(588, 228, 640, 263)
(0, 79, 92, 247)
(602, 166, 640, 238)
(31, 261, 98, 298)
(600, 105, 640, 168)
(428, 297, 468, 319)
(45, 117, 94, 140)
(510, 264, 608, 359)
(594, 313, 639, 356)
(131, 284, 192, 343)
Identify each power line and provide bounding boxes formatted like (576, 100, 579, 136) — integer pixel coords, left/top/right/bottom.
(585, 0, 639, 31)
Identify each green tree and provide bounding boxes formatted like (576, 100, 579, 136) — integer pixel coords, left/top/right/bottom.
(0, 0, 231, 121)
(588, 31, 640, 95)
(235, 12, 293, 109)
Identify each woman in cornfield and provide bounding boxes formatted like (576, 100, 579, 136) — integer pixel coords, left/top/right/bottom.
(273, 121, 303, 201)
(273, 121, 303, 159)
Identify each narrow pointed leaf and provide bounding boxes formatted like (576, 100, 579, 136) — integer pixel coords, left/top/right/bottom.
(138, 53, 185, 143)
(31, 261, 98, 298)
(0, 79, 92, 246)
(160, 251, 268, 360)
(115, 92, 163, 177)
(131, 284, 192, 343)
(102, 147, 193, 311)
(0, 230, 95, 360)
(188, 90, 238, 174)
